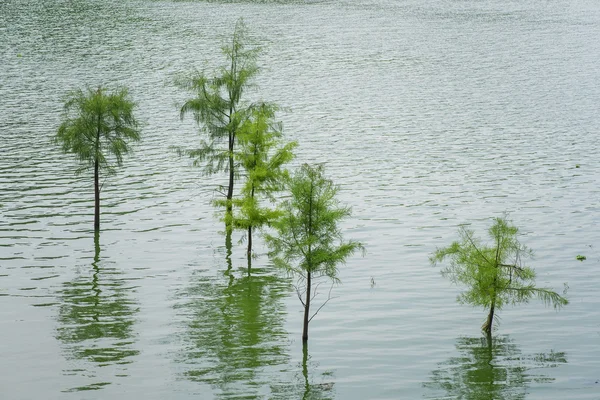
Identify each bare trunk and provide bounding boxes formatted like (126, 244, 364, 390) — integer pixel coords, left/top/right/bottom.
(94, 110, 101, 232)
(482, 301, 495, 335)
(247, 225, 252, 258)
(302, 271, 311, 343)
(94, 158, 100, 232)
(247, 185, 255, 257)
(226, 134, 234, 233)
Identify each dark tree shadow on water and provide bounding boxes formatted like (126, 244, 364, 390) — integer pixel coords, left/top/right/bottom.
(55, 232, 139, 392)
(424, 335, 567, 400)
(175, 232, 293, 399)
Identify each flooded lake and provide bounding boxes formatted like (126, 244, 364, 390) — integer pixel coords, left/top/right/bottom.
(1, 0, 599, 398)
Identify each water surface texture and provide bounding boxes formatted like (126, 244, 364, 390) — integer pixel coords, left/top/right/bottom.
(1, 0, 599, 398)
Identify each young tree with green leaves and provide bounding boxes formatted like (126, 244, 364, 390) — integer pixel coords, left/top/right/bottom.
(230, 103, 296, 257)
(55, 86, 141, 232)
(430, 216, 568, 336)
(178, 19, 259, 233)
(265, 164, 364, 343)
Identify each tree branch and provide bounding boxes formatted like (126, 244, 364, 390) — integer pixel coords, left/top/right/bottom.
(308, 282, 337, 323)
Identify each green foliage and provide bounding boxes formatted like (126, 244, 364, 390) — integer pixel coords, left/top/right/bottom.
(227, 103, 297, 251)
(177, 18, 260, 222)
(265, 164, 363, 342)
(266, 164, 363, 281)
(576, 255, 586, 261)
(55, 86, 141, 176)
(431, 217, 568, 333)
(55, 86, 141, 231)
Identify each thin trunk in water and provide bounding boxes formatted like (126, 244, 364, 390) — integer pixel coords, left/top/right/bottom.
(302, 271, 311, 343)
(247, 185, 255, 257)
(247, 225, 252, 258)
(94, 108, 101, 232)
(226, 133, 234, 233)
(94, 156, 100, 231)
(302, 179, 314, 344)
(483, 301, 495, 335)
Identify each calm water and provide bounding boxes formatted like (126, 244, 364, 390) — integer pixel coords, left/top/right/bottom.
(1, 0, 599, 398)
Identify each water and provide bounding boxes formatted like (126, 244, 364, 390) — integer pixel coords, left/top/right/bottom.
(1, 0, 599, 398)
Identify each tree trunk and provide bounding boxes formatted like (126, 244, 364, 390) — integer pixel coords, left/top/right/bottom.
(226, 132, 234, 233)
(247, 185, 255, 257)
(482, 301, 495, 335)
(247, 225, 252, 258)
(94, 158, 100, 232)
(302, 271, 311, 343)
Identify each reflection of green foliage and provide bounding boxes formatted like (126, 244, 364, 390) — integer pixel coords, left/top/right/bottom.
(424, 335, 567, 400)
(270, 344, 335, 400)
(56, 236, 139, 390)
(176, 240, 291, 399)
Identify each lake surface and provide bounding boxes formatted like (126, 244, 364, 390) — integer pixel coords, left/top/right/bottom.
(1, 0, 599, 398)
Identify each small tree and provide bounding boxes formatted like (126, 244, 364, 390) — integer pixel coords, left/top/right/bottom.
(178, 19, 259, 232)
(55, 86, 141, 231)
(431, 216, 568, 335)
(230, 103, 296, 257)
(265, 164, 363, 343)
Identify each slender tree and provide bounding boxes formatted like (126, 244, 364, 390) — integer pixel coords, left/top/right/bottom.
(230, 103, 296, 257)
(178, 19, 259, 233)
(55, 86, 141, 231)
(265, 164, 363, 343)
(431, 216, 568, 336)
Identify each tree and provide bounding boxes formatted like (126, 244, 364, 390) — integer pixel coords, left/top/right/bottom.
(55, 87, 141, 232)
(430, 216, 568, 336)
(230, 103, 296, 257)
(265, 164, 363, 343)
(178, 19, 259, 233)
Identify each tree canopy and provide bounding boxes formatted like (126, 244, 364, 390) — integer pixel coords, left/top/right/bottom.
(431, 216, 568, 334)
(229, 103, 296, 256)
(55, 86, 141, 231)
(266, 164, 363, 343)
(178, 18, 260, 232)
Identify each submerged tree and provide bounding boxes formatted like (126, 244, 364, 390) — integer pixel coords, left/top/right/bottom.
(430, 216, 568, 335)
(265, 164, 363, 343)
(229, 103, 296, 257)
(178, 19, 259, 233)
(55, 86, 141, 231)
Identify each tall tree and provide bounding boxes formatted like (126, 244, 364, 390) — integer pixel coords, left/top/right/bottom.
(178, 19, 259, 233)
(55, 86, 141, 231)
(230, 103, 296, 257)
(431, 216, 568, 336)
(265, 164, 363, 343)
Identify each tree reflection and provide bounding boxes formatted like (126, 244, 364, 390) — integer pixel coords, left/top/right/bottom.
(177, 234, 291, 398)
(269, 343, 335, 400)
(56, 232, 139, 391)
(424, 335, 567, 400)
